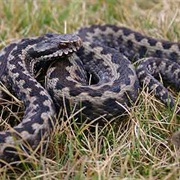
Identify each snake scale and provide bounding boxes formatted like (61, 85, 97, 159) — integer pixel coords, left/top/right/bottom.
(0, 24, 179, 164)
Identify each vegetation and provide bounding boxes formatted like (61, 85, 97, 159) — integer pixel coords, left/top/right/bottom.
(0, 0, 179, 179)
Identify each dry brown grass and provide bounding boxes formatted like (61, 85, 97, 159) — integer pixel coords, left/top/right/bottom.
(0, 0, 179, 179)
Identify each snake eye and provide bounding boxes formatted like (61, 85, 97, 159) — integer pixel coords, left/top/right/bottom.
(59, 42, 68, 48)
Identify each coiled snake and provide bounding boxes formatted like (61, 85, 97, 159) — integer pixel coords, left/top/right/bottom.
(0, 25, 179, 164)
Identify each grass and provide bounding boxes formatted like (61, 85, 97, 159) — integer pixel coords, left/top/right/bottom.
(0, 0, 180, 179)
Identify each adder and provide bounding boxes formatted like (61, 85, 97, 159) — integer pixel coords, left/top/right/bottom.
(0, 24, 179, 164)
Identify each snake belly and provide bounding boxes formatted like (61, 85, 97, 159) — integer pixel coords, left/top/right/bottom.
(46, 25, 180, 119)
(0, 33, 81, 163)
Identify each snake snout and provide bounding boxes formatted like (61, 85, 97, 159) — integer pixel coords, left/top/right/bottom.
(58, 36, 82, 54)
(69, 36, 82, 52)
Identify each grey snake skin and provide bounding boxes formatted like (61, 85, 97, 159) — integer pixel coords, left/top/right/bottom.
(0, 24, 179, 164)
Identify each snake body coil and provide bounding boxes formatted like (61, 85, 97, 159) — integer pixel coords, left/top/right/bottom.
(0, 33, 82, 163)
(0, 25, 179, 164)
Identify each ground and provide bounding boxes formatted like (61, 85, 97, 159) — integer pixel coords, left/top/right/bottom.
(0, 0, 179, 179)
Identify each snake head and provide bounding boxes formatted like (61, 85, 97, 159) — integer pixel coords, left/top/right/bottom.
(27, 33, 82, 60)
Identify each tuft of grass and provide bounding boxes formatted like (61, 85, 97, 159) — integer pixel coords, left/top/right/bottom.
(0, 0, 179, 179)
